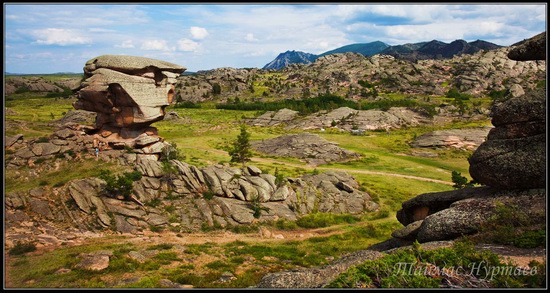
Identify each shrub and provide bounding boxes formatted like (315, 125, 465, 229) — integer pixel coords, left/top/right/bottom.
(175, 101, 201, 108)
(451, 171, 477, 189)
(99, 170, 142, 200)
(36, 137, 49, 143)
(149, 225, 164, 232)
(296, 213, 360, 229)
(203, 189, 215, 200)
(327, 240, 546, 288)
(274, 168, 285, 187)
(274, 219, 298, 230)
(9, 241, 37, 256)
(513, 230, 546, 248)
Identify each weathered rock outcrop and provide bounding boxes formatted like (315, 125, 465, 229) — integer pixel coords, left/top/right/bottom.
(468, 90, 545, 189)
(469, 32, 546, 190)
(5, 76, 78, 96)
(394, 187, 545, 243)
(5, 155, 379, 247)
(257, 250, 384, 288)
(247, 108, 299, 127)
(177, 45, 544, 102)
(410, 127, 492, 150)
(73, 55, 185, 146)
(389, 31, 547, 245)
(251, 133, 360, 165)
(288, 107, 433, 132)
(4, 123, 169, 170)
(508, 31, 546, 61)
(55, 109, 97, 126)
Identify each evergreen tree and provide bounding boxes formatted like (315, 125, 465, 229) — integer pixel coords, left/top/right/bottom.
(229, 125, 252, 168)
(212, 83, 222, 95)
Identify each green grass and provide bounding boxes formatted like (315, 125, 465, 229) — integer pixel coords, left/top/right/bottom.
(327, 240, 546, 288)
(5, 158, 129, 193)
(5, 94, 77, 138)
(5, 90, 500, 288)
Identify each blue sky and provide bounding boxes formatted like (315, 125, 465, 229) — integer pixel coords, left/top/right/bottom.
(4, 3, 547, 74)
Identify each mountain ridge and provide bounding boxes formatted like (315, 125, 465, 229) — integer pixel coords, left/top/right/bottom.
(263, 39, 503, 70)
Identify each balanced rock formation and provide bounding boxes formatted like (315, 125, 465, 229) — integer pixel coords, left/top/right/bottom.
(251, 133, 360, 165)
(73, 55, 185, 147)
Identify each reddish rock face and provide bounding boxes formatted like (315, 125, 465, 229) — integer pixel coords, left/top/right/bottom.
(73, 55, 186, 143)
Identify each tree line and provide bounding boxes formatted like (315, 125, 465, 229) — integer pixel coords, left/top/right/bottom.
(214, 93, 436, 116)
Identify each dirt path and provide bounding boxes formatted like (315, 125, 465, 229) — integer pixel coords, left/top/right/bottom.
(199, 147, 453, 186)
(126, 225, 344, 247)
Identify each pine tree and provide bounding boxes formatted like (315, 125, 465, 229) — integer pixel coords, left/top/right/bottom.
(229, 125, 252, 168)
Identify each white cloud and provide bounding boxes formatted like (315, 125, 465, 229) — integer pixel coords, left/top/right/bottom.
(190, 26, 209, 40)
(88, 28, 116, 33)
(140, 39, 175, 51)
(115, 40, 135, 48)
(32, 28, 92, 46)
(245, 33, 257, 42)
(177, 38, 199, 52)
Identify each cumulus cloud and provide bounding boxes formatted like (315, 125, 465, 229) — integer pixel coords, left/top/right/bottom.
(140, 39, 174, 51)
(115, 40, 135, 48)
(32, 28, 92, 46)
(177, 38, 199, 52)
(245, 33, 257, 42)
(88, 28, 116, 33)
(190, 26, 209, 40)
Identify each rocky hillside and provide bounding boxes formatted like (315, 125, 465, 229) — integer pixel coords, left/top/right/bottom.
(175, 45, 545, 103)
(262, 39, 500, 70)
(5, 75, 81, 96)
(252, 32, 547, 288)
(246, 105, 488, 133)
(5, 124, 379, 248)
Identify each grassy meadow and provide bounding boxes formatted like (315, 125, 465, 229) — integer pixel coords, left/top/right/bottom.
(5, 81, 496, 288)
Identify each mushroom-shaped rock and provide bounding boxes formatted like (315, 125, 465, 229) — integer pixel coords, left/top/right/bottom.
(73, 55, 186, 143)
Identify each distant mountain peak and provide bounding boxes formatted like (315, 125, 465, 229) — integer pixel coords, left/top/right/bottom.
(318, 41, 390, 57)
(262, 50, 317, 70)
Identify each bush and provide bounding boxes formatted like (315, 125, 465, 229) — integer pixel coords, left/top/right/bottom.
(296, 213, 360, 229)
(216, 94, 358, 115)
(161, 142, 182, 162)
(327, 240, 546, 288)
(451, 171, 477, 189)
(9, 242, 37, 256)
(513, 230, 546, 248)
(478, 203, 545, 249)
(174, 101, 201, 108)
(99, 170, 142, 200)
(274, 219, 298, 230)
(274, 168, 285, 187)
(203, 190, 215, 200)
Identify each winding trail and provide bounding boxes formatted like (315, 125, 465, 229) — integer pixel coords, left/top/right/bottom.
(199, 147, 454, 186)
